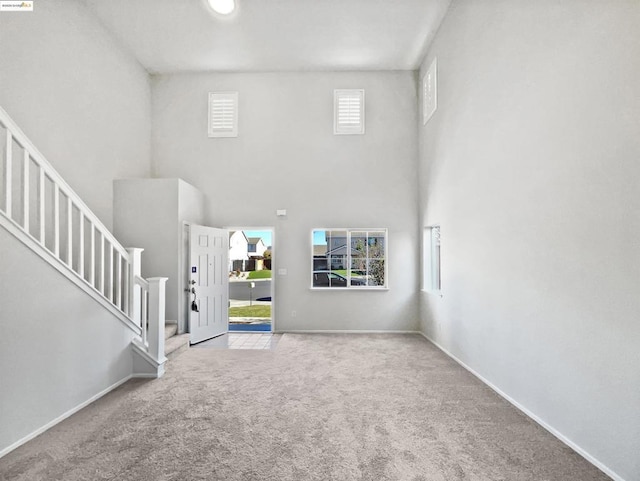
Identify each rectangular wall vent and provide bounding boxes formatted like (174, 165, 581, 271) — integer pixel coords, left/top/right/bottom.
(208, 92, 238, 138)
(334, 89, 365, 135)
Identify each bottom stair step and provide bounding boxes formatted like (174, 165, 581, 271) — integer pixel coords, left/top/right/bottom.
(165, 333, 189, 360)
(164, 322, 178, 340)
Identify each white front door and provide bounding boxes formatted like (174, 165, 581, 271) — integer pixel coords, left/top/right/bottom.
(189, 224, 229, 344)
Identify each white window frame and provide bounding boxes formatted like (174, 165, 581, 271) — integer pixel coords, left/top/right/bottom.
(423, 225, 442, 295)
(423, 58, 437, 125)
(334, 89, 365, 135)
(311, 228, 387, 289)
(208, 91, 238, 138)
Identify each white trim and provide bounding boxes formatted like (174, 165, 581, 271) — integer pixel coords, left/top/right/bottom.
(224, 225, 276, 332)
(277, 330, 420, 335)
(334, 89, 365, 135)
(208, 91, 238, 138)
(423, 57, 438, 125)
(131, 337, 167, 365)
(0, 211, 141, 335)
(0, 375, 133, 459)
(131, 372, 162, 379)
(311, 227, 388, 289)
(0, 107, 129, 260)
(417, 332, 626, 481)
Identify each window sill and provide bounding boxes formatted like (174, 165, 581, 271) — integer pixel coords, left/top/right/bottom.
(310, 287, 389, 291)
(421, 289, 443, 298)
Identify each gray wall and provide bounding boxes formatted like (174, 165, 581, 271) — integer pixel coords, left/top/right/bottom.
(0, 228, 136, 454)
(151, 72, 419, 331)
(417, 1, 640, 479)
(0, 0, 152, 456)
(0, 0, 152, 230)
(114, 178, 204, 328)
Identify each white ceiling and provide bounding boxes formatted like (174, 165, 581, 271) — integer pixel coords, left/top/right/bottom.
(83, 0, 451, 74)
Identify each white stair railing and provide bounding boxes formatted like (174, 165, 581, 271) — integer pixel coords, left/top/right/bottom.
(128, 248, 167, 367)
(0, 106, 166, 370)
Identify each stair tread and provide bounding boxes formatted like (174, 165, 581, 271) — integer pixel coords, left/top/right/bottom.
(165, 333, 189, 360)
(164, 323, 178, 340)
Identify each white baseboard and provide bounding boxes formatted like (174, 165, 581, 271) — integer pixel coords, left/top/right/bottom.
(276, 330, 421, 335)
(417, 332, 625, 481)
(0, 375, 133, 459)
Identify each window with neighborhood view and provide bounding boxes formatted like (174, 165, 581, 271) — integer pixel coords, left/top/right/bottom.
(311, 229, 387, 288)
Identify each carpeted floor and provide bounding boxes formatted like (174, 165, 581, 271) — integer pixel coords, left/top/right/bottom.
(0, 334, 610, 480)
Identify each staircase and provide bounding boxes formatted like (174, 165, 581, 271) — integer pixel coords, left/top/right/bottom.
(0, 105, 168, 378)
(0, 105, 174, 458)
(164, 322, 190, 360)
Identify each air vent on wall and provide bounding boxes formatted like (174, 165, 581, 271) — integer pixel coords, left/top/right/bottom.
(208, 92, 238, 138)
(334, 89, 365, 135)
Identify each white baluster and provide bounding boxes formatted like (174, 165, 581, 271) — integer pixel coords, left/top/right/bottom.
(123, 260, 130, 315)
(107, 243, 114, 302)
(78, 212, 84, 278)
(99, 233, 105, 294)
(141, 288, 148, 346)
(116, 251, 122, 309)
(66, 196, 72, 268)
(90, 223, 95, 287)
(38, 166, 45, 243)
(53, 185, 60, 256)
(22, 150, 29, 231)
(4, 130, 11, 216)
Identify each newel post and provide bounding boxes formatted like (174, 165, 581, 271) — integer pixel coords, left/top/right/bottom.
(147, 277, 168, 364)
(126, 248, 144, 326)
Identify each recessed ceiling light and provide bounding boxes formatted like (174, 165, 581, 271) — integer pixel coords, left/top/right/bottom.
(208, 0, 235, 15)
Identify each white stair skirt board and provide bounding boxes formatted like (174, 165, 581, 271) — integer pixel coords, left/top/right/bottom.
(131, 339, 166, 379)
(0, 375, 133, 459)
(417, 332, 625, 481)
(0, 214, 140, 335)
(276, 330, 421, 335)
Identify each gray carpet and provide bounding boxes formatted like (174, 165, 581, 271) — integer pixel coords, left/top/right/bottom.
(0, 334, 609, 480)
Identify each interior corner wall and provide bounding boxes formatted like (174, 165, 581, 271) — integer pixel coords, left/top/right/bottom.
(417, 1, 640, 480)
(151, 71, 419, 331)
(0, 0, 152, 230)
(113, 178, 204, 326)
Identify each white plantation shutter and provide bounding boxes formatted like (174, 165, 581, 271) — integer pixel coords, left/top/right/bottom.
(208, 92, 238, 138)
(423, 58, 437, 124)
(334, 89, 365, 135)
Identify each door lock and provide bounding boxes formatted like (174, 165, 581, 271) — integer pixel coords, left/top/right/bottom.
(190, 286, 199, 312)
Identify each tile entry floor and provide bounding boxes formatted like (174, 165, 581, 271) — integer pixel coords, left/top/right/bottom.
(191, 332, 282, 350)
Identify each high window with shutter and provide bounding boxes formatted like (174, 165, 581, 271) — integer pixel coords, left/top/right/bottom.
(334, 89, 365, 135)
(423, 225, 441, 293)
(423, 58, 437, 125)
(208, 92, 238, 138)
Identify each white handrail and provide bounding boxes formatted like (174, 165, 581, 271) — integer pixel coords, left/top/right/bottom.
(0, 106, 167, 367)
(0, 106, 130, 314)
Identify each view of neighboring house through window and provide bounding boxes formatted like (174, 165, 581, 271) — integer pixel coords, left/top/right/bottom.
(312, 229, 387, 288)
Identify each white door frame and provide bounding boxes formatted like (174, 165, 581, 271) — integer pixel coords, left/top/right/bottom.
(225, 226, 276, 332)
(178, 221, 190, 334)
